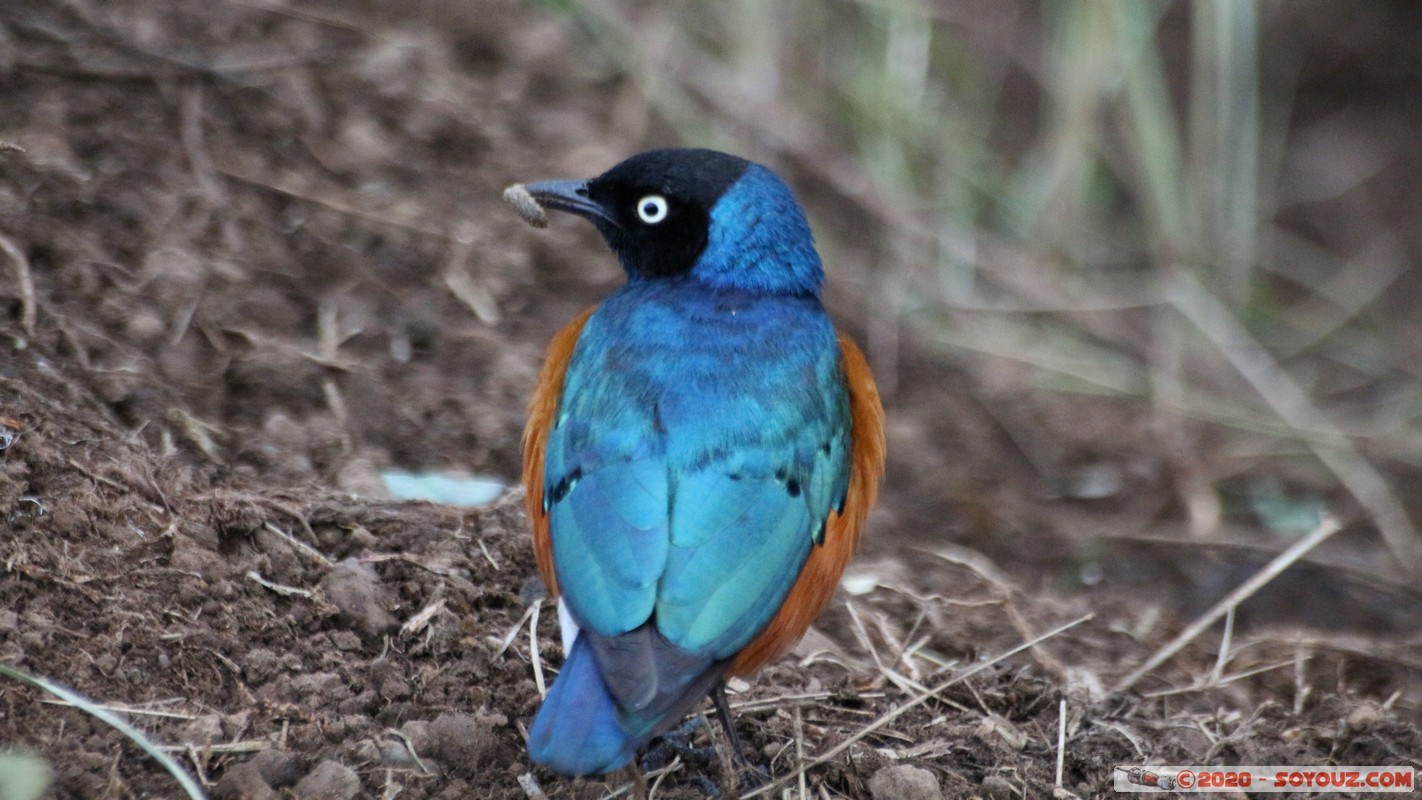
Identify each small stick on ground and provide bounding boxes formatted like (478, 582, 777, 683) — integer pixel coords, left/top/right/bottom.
(844, 601, 884, 671)
(1115, 514, 1341, 692)
(517, 772, 547, 799)
(621, 764, 649, 800)
(246, 569, 313, 598)
(794, 706, 807, 800)
(254, 498, 322, 547)
(648, 755, 681, 799)
(158, 740, 268, 755)
(0, 230, 37, 336)
(1054, 698, 1066, 789)
(493, 603, 538, 660)
(399, 597, 447, 637)
(1169, 272, 1422, 570)
(263, 522, 333, 568)
(0, 665, 206, 799)
(740, 613, 1093, 800)
(477, 537, 500, 570)
(605, 760, 683, 800)
(1207, 607, 1236, 687)
(42, 701, 198, 721)
(1293, 645, 1312, 715)
(383, 727, 434, 776)
(216, 161, 454, 240)
(529, 600, 546, 698)
(920, 544, 1069, 680)
(1142, 658, 1296, 698)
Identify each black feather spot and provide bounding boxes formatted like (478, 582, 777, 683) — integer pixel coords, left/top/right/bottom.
(786, 478, 801, 498)
(548, 466, 583, 505)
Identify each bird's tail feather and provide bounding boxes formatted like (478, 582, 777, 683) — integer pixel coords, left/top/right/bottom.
(528, 629, 729, 777)
(527, 636, 637, 777)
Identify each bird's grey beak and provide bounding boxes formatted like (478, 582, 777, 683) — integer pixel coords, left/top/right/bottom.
(524, 179, 619, 228)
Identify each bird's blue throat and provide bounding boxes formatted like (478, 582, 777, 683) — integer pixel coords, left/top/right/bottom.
(688, 164, 824, 295)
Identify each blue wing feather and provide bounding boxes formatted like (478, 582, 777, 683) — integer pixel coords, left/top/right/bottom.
(547, 459, 668, 635)
(658, 473, 813, 655)
(537, 279, 850, 765)
(546, 281, 849, 640)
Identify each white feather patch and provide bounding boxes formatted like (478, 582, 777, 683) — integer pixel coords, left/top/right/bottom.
(557, 597, 580, 654)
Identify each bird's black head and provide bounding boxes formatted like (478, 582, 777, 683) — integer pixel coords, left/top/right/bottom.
(524, 148, 824, 294)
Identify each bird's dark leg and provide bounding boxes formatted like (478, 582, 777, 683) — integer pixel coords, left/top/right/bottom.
(708, 681, 769, 786)
(708, 681, 749, 767)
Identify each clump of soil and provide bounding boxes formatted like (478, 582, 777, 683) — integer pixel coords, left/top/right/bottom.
(1, 2, 1419, 799)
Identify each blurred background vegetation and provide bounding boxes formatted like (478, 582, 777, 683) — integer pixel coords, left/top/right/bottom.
(534, 0, 1422, 576)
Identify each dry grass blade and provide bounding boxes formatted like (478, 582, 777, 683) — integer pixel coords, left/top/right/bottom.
(1054, 698, 1067, 789)
(40, 701, 198, 720)
(1207, 606, 1236, 686)
(530, 601, 547, 698)
(648, 755, 681, 799)
(215, 161, 454, 241)
(1143, 658, 1297, 698)
(739, 613, 1093, 799)
(518, 771, 547, 799)
(494, 603, 539, 661)
(262, 521, 333, 568)
(1166, 271, 1422, 570)
(400, 597, 447, 636)
(382, 727, 434, 776)
(843, 601, 885, 671)
(1115, 514, 1341, 692)
(794, 705, 807, 800)
(245, 569, 313, 598)
(1293, 646, 1312, 715)
(0, 231, 36, 336)
(0, 664, 207, 799)
(1188, 0, 1261, 306)
(602, 759, 683, 799)
(477, 538, 501, 570)
(157, 740, 268, 755)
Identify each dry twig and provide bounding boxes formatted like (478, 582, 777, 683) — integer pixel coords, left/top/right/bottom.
(0, 230, 37, 336)
(262, 521, 333, 568)
(741, 613, 1093, 799)
(246, 569, 313, 598)
(1054, 698, 1067, 789)
(1116, 513, 1342, 692)
(1167, 272, 1422, 570)
(530, 601, 547, 698)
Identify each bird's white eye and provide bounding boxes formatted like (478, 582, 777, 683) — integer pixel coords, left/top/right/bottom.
(636, 195, 669, 224)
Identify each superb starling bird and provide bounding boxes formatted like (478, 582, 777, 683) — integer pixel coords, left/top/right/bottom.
(515, 148, 885, 777)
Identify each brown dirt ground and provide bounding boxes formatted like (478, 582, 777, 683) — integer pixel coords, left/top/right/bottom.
(1, 2, 1420, 799)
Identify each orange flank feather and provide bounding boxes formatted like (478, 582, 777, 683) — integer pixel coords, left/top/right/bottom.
(522, 306, 597, 598)
(522, 320, 885, 673)
(728, 332, 885, 675)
